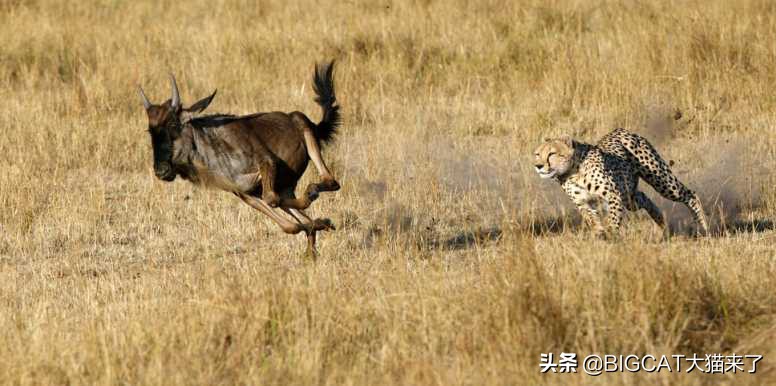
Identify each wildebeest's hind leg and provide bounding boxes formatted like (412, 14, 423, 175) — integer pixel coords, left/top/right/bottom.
(290, 113, 340, 202)
(249, 144, 317, 211)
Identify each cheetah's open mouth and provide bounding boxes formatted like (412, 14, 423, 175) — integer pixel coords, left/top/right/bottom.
(536, 168, 557, 179)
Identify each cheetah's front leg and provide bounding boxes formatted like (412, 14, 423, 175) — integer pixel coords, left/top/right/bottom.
(603, 193, 625, 237)
(575, 201, 606, 236)
(563, 182, 606, 237)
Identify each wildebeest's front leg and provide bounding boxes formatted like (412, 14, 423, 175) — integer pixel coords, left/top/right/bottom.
(236, 191, 333, 232)
(280, 190, 336, 232)
(284, 207, 336, 233)
(235, 192, 305, 235)
(255, 150, 281, 208)
(283, 207, 336, 260)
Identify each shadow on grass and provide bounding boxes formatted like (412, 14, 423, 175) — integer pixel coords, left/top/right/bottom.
(428, 216, 583, 251)
(430, 227, 503, 251)
(724, 218, 775, 234)
(520, 216, 582, 237)
(380, 215, 774, 253)
(665, 217, 774, 238)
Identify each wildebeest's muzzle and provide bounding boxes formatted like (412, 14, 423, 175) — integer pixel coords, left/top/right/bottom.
(154, 162, 176, 181)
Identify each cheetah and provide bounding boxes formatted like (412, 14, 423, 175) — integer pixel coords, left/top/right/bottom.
(533, 128, 709, 237)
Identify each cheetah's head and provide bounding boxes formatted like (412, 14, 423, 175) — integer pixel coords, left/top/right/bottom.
(533, 136, 577, 179)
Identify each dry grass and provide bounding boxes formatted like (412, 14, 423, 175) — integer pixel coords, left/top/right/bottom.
(1, 0, 776, 385)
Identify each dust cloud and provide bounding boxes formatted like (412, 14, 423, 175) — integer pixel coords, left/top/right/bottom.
(653, 140, 766, 235)
(344, 115, 766, 246)
(636, 108, 766, 235)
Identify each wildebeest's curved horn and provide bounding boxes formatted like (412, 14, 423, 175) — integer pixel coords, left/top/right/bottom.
(138, 86, 151, 110)
(169, 73, 180, 109)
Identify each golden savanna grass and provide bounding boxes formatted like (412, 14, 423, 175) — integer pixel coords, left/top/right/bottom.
(2, 0, 776, 384)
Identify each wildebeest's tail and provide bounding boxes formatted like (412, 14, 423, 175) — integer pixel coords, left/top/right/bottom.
(312, 60, 340, 145)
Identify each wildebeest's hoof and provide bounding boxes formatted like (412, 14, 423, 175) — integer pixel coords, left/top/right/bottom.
(263, 191, 280, 207)
(313, 218, 336, 231)
(321, 178, 340, 192)
(305, 246, 319, 261)
(305, 185, 320, 202)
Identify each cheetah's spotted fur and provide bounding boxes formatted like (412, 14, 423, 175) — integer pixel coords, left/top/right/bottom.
(533, 128, 709, 237)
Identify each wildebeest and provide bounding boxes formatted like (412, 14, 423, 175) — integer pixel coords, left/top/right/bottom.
(138, 61, 341, 258)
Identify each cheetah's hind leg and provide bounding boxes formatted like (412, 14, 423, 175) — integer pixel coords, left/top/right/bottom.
(634, 191, 665, 228)
(625, 136, 710, 236)
(686, 194, 710, 236)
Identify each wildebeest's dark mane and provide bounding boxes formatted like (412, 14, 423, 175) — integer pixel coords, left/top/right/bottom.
(187, 112, 267, 129)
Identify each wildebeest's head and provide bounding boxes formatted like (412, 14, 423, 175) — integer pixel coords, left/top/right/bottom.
(138, 75, 216, 181)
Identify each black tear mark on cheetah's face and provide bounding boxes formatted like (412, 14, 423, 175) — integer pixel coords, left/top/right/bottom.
(533, 136, 576, 180)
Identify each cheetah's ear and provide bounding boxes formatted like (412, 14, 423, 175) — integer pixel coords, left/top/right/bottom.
(559, 135, 576, 149)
